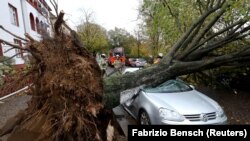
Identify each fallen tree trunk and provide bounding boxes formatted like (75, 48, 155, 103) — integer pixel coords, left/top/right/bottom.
(104, 0, 250, 107)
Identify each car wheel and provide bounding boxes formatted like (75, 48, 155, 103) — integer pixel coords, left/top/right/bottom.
(139, 110, 151, 125)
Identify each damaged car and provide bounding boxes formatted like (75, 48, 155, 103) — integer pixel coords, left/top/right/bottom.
(121, 79, 227, 125)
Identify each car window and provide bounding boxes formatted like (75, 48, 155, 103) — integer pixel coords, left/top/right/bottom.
(137, 58, 145, 61)
(143, 80, 192, 93)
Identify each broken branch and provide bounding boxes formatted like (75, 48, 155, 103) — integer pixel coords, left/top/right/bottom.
(54, 10, 65, 35)
(24, 33, 37, 43)
(0, 39, 29, 52)
(0, 52, 23, 63)
(0, 25, 28, 42)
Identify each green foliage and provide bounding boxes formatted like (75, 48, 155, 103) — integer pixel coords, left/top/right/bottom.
(139, 0, 250, 88)
(103, 92, 120, 108)
(129, 42, 152, 58)
(77, 22, 109, 53)
(0, 56, 14, 86)
(0, 56, 15, 66)
(140, 0, 200, 55)
(108, 27, 137, 56)
(140, 0, 250, 55)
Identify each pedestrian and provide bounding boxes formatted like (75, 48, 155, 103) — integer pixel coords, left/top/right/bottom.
(154, 53, 163, 64)
(148, 55, 154, 64)
(99, 54, 108, 77)
(113, 54, 122, 74)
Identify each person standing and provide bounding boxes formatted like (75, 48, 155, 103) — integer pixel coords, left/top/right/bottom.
(99, 54, 108, 77)
(154, 53, 163, 64)
(113, 55, 122, 74)
(148, 55, 154, 64)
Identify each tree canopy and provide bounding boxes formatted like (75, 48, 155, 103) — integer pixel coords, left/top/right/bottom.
(108, 27, 137, 56)
(77, 22, 109, 53)
(139, 0, 250, 56)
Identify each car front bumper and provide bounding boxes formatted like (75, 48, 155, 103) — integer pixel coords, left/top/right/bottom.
(159, 116, 228, 125)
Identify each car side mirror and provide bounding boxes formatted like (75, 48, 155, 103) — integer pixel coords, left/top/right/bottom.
(190, 85, 195, 89)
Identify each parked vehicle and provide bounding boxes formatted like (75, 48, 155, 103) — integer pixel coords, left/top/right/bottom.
(122, 67, 140, 74)
(122, 79, 227, 125)
(125, 58, 136, 66)
(108, 47, 125, 66)
(131, 58, 147, 67)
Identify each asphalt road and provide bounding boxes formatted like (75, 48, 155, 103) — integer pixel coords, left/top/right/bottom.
(0, 94, 31, 129)
(0, 94, 31, 141)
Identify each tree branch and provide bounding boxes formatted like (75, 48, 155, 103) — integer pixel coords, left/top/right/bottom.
(0, 53, 23, 63)
(24, 33, 37, 43)
(0, 39, 29, 51)
(4, 48, 16, 54)
(161, 0, 183, 33)
(165, 0, 225, 62)
(50, 0, 59, 17)
(201, 19, 246, 46)
(170, 52, 250, 78)
(175, 22, 204, 55)
(185, 24, 250, 60)
(196, 0, 205, 15)
(0, 25, 28, 42)
(54, 10, 65, 35)
(177, 4, 228, 59)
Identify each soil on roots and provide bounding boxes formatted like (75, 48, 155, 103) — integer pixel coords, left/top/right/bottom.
(4, 35, 111, 141)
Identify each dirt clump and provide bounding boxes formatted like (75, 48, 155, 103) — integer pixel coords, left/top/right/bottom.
(0, 13, 113, 141)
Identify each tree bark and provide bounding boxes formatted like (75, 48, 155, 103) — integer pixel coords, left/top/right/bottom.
(54, 10, 65, 35)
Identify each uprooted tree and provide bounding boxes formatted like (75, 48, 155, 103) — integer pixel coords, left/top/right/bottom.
(0, 11, 112, 141)
(0, 0, 250, 140)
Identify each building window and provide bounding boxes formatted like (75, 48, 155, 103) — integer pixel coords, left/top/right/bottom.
(29, 13, 36, 31)
(34, 1, 38, 8)
(0, 43, 3, 56)
(14, 39, 23, 58)
(27, 0, 33, 6)
(9, 4, 19, 26)
(40, 21, 44, 34)
(36, 18, 40, 34)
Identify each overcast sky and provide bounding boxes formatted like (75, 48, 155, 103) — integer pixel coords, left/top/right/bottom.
(51, 0, 141, 33)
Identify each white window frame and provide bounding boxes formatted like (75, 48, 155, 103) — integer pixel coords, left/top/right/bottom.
(9, 4, 19, 26)
(14, 39, 22, 58)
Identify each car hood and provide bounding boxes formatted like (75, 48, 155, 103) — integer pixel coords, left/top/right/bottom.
(146, 90, 219, 115)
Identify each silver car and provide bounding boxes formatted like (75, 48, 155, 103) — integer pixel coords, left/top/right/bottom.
(131, 58, 147, 67)
(122, 79, 227, 125)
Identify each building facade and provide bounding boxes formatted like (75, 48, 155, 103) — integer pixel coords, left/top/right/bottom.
(0, 0, 51, 69)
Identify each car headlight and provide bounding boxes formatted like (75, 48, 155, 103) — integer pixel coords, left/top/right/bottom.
(216, 106, 225, 118)
(159, 108, 184, 121)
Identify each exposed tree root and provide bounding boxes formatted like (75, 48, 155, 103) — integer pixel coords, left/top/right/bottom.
(1, 12, 113, 141)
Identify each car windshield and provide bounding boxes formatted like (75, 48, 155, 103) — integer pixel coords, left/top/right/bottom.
(143, 80, 192, 93)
